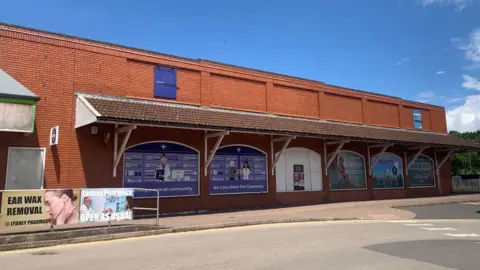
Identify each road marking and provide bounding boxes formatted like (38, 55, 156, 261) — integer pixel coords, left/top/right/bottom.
(421, 227, 457, 231)
(388, 220, 417, 223)
(444, 233, 480, 238)
(463, 202, 480, 205)
(405, 223, 433, 226)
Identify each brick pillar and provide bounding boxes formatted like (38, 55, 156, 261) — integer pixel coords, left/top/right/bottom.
(398, 104, 404, 128)
(318, 92, 325, 119)
(361, 98, 368, 124)
(266, 81, 273, 113)
(201, 71, 211, 106)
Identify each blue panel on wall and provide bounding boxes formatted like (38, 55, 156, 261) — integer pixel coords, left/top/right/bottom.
(413, 109, 423, 129)
(154, 67, 177, 99)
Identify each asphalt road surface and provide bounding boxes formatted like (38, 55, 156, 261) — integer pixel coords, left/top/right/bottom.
(400, 202, 480, 219)
(1, 219, 480, 270)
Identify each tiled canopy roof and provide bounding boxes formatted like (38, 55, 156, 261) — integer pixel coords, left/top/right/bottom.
(78, 93, 480, 150)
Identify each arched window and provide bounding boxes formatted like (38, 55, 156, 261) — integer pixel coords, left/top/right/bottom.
(407, 154, 435, 187)
(124, 141, 200, 198)
(328, 151, 367, 190)
(209, 145, 268, 195)
(371, 152, 405, 189)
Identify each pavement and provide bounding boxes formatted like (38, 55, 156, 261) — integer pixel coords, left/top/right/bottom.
(127, 194, 480, 229)
(1, 194, 480, 235)
(2, 219, 480, 269)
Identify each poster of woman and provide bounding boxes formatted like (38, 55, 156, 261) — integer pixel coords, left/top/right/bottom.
(328, 151, 367, 190)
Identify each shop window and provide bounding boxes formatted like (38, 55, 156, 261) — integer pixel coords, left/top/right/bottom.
(5, 147, 45, 190)
(413, 109, 423, 129)
(153, 66, 177, 99)
(276, 148, 323, 192)
(328, 150, 367, 190)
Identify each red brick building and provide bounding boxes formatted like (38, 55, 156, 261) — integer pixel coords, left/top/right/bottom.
(1, 23, 478, 214)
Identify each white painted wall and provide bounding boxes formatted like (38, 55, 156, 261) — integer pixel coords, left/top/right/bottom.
(275, 147, 323, 192)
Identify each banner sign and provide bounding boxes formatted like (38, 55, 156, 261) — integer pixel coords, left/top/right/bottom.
(79, 188, 134, 223)
(0, 189, 80, 229)
(407, 155, 435, 187)
(124, 142, 200, 198)
(210, 145, 268, 194)
(371, 152, 405, 189)
(328, 151, 367, 190)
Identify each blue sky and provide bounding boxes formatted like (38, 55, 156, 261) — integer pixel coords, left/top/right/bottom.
(1, 0, 480, 132)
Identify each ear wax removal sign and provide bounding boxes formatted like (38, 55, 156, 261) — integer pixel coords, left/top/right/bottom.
(0, 189, 80, 228)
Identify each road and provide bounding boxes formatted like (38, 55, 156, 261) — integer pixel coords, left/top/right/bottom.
(1, 219, 480, 270)
(400, 202, 480, 220)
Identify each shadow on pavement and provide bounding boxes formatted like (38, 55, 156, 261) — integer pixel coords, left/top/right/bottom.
(364, 239, 479, 270)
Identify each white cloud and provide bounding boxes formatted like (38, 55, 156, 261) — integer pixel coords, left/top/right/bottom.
(395, 57, 411, 66)
(415, 91, 437, 103)
(463, 28, 480, 62)
(462, 75, 480, 90)
(417, 91, 436, 99)
(464, 63, 480, 70)
(446, 95, 480, 132)
(421, 0, 473, 11)
(436, 70, 446, 75)
(447, 97, 466, 103)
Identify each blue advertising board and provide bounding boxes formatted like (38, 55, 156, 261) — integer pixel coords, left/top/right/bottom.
(371, 152, 405, 189)
(210, 145, 268, 195)
(123, 142, 199, 198)
(154, 66, 177, 99)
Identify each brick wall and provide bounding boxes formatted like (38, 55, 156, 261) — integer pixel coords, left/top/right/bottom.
(0, 25, 453, 213)
(364, 100, 400, 128)
(1, 26, 446, 132)
(322, 94, 363, 123)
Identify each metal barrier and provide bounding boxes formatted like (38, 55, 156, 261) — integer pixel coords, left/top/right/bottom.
(452, 177, 480, 193)
(132, 188, 160, 226)
(0, 187, 161, 233)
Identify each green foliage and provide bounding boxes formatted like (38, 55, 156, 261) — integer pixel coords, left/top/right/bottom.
(449, 130, 480, 175)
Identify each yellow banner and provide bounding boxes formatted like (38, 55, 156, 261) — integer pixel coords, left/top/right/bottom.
(0, 189, 80, 229)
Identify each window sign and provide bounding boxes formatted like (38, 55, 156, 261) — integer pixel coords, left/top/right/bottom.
(123, 142, 199, 198)
(210, 145, 268, 195)
(407, 155, 435, 187)
(371, 152, 405, 189)
(328, 151, 367, 190)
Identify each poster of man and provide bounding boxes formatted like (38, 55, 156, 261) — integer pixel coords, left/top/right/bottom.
(79, 188, 134, 223)
(0, 189, 80, 229)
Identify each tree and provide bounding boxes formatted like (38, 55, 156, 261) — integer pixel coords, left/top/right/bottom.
(449, 130, 480, 175)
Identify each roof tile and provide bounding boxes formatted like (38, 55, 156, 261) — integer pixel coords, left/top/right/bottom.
(80, 93, 480, 149)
